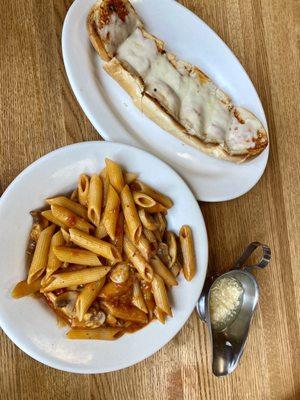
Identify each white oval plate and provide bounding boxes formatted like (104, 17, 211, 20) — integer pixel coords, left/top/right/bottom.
(62, 0, 269, 202)
(0, 141, 208, 373)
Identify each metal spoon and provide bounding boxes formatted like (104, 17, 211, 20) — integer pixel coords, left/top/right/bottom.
(196, 242, 271, 376)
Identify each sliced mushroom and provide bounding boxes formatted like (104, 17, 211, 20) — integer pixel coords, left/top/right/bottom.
(110, 262, 130, 284)
(54, 291, 78, 318)
(82, 310, 106, 328)
(157, 242, 171, 266)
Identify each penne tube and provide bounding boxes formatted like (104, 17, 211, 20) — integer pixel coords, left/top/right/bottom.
(132, 279, 148, 313)
(138, 209, 159, 231)
(88, 174, 103, 226)
(53, 246, 102, 266)
(166, 231, 177, 267)
(94, 222, 107, 239)
(110, 212, 124, 255)
(99, 279, 132, 299)
(140, 281, 155, 320)
(51, 205, 94, 233)
(46, 196, 87, 219)
(70, 189, 78, 201)
(123, 236, 153, 282)
(155, 213, 167, 240)
(130, 180, 173, 208)
(27, 224, 56, 284)
(101, 170, 110, 209)
(99, 167, 106, 180)
(102, 184, 120, 240)
(150, 255, 178, 286)
(78, 174, 90, 206)
(105, 158, 125, 193)
(132, 191, 156, 208)
(154, 306, 166, 324)
(135, 233, 155, 261)
(121, 185, 142, 243)
(75, 277, 106, 321)
(60, 227, 71, 243)
(179, 225, 196, 281)
(41, 210, 68, 230)
(66, 327, 122, 340)
(103, 301, 148, 324)
(41, 266, 111, 292)
(69, 228, 121, 262)
(151, 273, 172, 316)
(125, 172, 138, 184)
(146, 203, 168, 214)
(44, 230, 65, 281)
(11, 278, 42, 298)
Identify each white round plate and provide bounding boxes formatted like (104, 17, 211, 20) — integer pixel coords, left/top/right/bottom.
(0, 141, 208, 373)
(62, 0, 269, 202)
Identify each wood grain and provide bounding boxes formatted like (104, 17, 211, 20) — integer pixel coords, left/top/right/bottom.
(0, 0, 299, 399)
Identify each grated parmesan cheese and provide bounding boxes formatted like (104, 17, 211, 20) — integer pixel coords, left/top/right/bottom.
(209, 276, 243, 331)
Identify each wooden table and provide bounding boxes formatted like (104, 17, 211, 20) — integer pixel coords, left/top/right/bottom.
(0, 1, 299, 399)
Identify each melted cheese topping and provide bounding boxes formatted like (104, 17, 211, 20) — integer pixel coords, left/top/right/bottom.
(101, 12, 263, 153)
(97, 9, 141, 57)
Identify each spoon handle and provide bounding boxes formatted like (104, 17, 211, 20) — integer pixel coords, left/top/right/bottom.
(234, 242, 271, 272)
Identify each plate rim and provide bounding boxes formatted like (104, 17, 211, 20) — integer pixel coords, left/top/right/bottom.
(0, 140, 208, 373)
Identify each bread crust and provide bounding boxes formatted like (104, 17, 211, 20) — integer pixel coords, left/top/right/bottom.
(87, 0, 268, 163)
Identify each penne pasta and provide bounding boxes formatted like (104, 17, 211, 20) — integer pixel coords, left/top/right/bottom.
(88, 174, 102, 226)
(121, 185, 142, 243)
(166, 231, 177, 267)
(70, 189, 78, 201)
(132, 279, 148, 313)
(105, 158, 125, 193)
(60, 227, 71, 243)
(51, 205, 94, 233)
(151, 273, 172, 316)
(103, 301, 148, 324)
(154, 306, 166, 324)
(135, 233, 155, 261)
(123, 236, 153, 282)
(132, 191, 156, 208)
(41, 266, 111, 292)
(44, 230, 65, 281)
(78, 174, 90, 206)
(53, 246, 102, 266)
(27, 224, 56, 284)
(75, 277, 106, 321)
(69, 228, 121, 262)
(102, 184, 120, 240)
(138, 209, 159, 231)
(46, 196, 87, 219)
(150, 255, 178, 286)
(41, 210, 68, 230)
(130, 180, 173, 208)
(94, 222, 107, 239)
(11, 278, 42, 298)
(110, 212, 124, 255)
(66, 327, 122, 340)
(125, 172, 138, 184)
(179, 225, 196, 281)
(154, 213, 167, 240)
(14, 157, 197, 340)
(146, 203, 168, 214)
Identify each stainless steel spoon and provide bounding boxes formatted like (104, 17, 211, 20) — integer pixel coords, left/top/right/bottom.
(196, 242, 271, 376)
